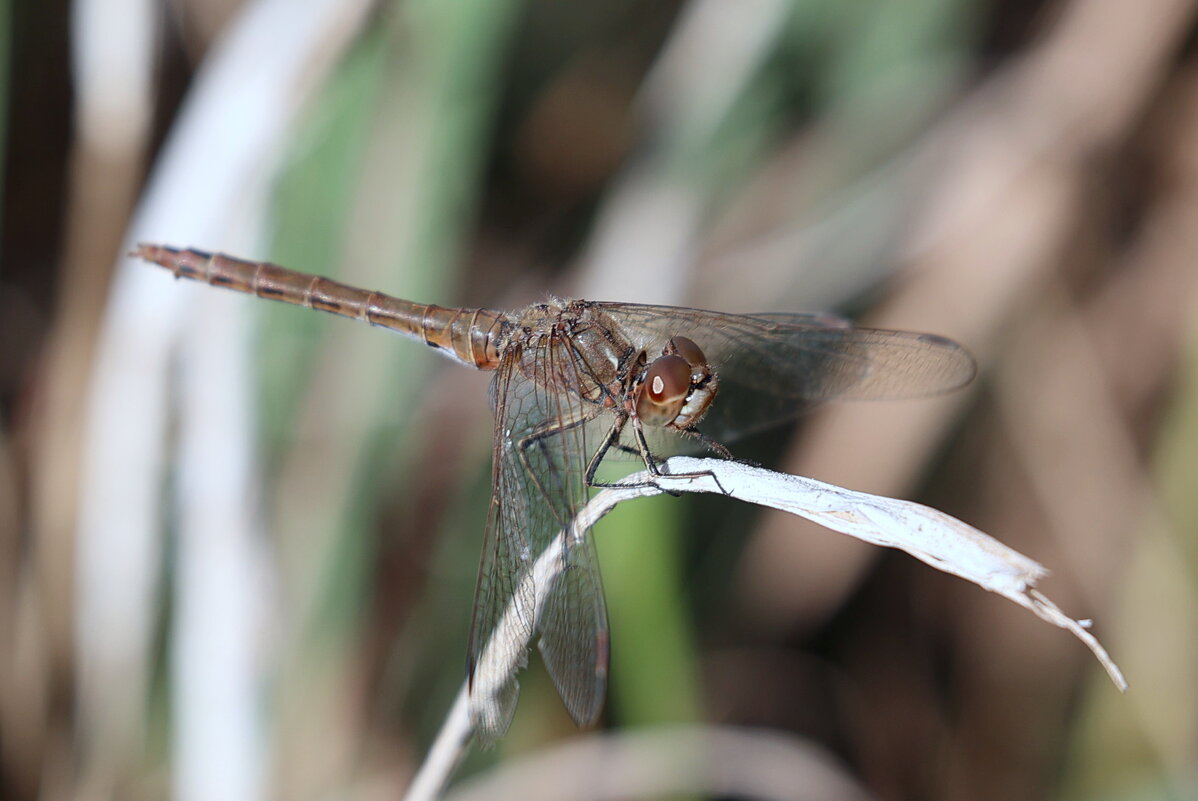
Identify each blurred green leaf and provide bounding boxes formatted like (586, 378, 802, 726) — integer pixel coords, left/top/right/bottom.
(597, 493, 702, 728)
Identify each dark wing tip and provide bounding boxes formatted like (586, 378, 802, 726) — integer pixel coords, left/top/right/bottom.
(916, 332, 978, 391)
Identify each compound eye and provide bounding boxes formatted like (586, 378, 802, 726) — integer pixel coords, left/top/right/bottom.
(668, 336, 706, 369)
(635, 355, 692, 426)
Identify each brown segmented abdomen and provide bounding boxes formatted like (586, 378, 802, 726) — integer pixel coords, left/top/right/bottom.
(132, 244, 507, 370)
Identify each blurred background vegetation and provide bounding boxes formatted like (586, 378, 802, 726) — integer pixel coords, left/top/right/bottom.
(3, 0, 1198, 799)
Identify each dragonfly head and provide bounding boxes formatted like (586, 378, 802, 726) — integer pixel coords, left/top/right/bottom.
(633, 336, 718, 429)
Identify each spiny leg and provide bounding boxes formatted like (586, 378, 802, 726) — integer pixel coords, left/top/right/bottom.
(632, 421, 732, 497)
(683, 426, 734, 461)
(583, 414, 665, 491)
(580, 416, 688, 494)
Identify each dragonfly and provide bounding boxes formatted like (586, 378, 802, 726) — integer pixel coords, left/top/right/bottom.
(133, 243, 976, 742)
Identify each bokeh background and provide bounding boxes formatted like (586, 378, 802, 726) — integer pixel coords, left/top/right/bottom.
(3, 0, 1198, 799)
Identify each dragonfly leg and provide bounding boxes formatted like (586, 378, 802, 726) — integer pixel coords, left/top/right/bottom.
(513, 410, 600, 536)
(682, 426, 734, 461)
(582, 418, 731, 496)
(627, 422, 686, 496)
(584, 415, 652, 490)
(636, 422, 732, 497)
(582, 415, 678, 493)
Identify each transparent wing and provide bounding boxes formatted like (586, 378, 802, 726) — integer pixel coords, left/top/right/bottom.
(591, 303, 976, 442)
(466, 340, 610, 743)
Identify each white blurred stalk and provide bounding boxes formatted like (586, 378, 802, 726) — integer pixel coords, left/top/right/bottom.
(574, 0, 789, 302)
(172, 283, 267, 801)
(66, 0, 159, 791)
(71, 0, 153, 155)
(75, 1, 371, 799)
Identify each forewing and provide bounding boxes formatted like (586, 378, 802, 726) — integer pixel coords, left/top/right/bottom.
(593, 303, 976, 442)
(466, 338, 610, 742)
(466, 355, 535, 743)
